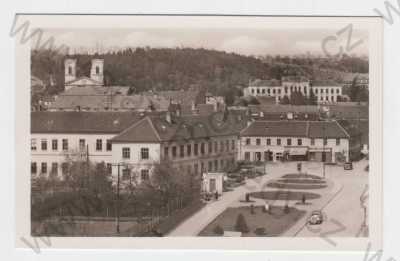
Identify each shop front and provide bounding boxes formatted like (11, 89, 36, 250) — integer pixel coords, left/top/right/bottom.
(286, 147, 308, 161)
(308, 148, 333, 163)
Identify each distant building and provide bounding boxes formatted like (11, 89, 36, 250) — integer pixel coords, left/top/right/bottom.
(142, 89, 205, 107)
(238, 120, 350, 163)
(243, 76, 343, 104)
(341, 73, 369, 89)
(48, 86, 170, 112)
(64, 58, 104, 91)
(205, 92, 225, 111)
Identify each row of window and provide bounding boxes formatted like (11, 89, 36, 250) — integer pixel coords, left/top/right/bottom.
(31, 138, 112, 152)
(31, 162, 113, 176)
(245, 137, 341, 146)
(251, 87, 341, 96)
(317, 95, 338, 102)
(121, 168, 149, 181)
(122, 147, 149, 160)
(192, 158, 235, 174)
(163, 139, 236, 159)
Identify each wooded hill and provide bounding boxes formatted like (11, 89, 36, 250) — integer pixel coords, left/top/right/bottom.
(31, 47, 368, 105)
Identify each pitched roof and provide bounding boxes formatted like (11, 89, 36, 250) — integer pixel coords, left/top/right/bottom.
(241, 120, 349, 139)
(308, 121, 349, 138)
(112, 110, 249, 143)
(31, 111, 144, 134)
(49, 86, 170, 111)
(311, 80, 340, 87)
(109, 117, 161, 142)
(248, 104, 320, 114)
(143, 90, 203, 106)
(249, 79, 281, 87)
(65, 76, 103, 86)
(281, 76, 309, 82)
(241, 121, 308, 137)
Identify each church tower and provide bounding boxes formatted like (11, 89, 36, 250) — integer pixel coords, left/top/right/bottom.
(64, 58, 77, 83)
(90, 59, 104, 85)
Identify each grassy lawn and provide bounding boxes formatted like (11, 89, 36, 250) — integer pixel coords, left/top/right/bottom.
(198, 205, 306, 237)
(249, 191, 321, 201)
(267, 183, 327, 189)
(267, 173, 328, 190)
(282, 173, 322, 179)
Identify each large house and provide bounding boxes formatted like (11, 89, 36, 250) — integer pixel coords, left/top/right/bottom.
(31, 110, 248, 185)
(238, 120, 350, 163)
(31, 111, 144, 180)
(243, 76, 343, 104)
(110, 111, 247, 183)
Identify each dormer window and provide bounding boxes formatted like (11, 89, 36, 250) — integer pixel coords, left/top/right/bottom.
(96, 66, 100, 75)
(68, 66, 72, 75)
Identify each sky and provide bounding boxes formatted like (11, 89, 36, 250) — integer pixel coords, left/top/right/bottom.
(37, 28, 369, 57)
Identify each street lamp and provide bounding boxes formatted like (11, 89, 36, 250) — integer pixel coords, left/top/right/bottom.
(110, 162, 129, 234)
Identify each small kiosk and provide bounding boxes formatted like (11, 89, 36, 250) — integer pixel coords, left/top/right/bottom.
(202, 172, 224, 195)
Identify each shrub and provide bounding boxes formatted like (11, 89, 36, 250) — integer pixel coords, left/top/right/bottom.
(235, 213, 249, 233)
(254, 227, 267, 236)
(213, 225, 224, 235)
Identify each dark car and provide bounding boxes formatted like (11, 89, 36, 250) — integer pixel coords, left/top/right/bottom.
(308, 210, 323, 225)
(344, 162, 353, 170)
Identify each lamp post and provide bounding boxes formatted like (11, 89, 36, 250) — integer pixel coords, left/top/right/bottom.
(110, 162, 128, 234)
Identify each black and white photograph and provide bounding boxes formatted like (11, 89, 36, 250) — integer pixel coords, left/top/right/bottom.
(12, 14, 383, 251)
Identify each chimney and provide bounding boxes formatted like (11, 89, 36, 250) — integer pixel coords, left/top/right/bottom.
(166, 111, 172, 124)
(247, 120, 252, 127)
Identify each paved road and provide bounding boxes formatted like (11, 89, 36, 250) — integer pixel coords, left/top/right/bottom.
(294, 159, 369, 238)
(168, 160, 369, 237)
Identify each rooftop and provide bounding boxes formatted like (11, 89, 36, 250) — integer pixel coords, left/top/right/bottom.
(49, 86, 170, 111)
(112, 110, 249, 143)
(311, 80, 341, 87)
(249, 79, 281, 87)
(31, 111, 145, 134)
(240, 120, 349, 139)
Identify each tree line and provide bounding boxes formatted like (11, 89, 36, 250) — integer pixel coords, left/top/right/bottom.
(31, 47, 369, 106)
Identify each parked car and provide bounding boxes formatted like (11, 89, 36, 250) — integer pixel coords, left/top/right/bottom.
(308, 210, 323, 225)
(344, 162, 353, 170)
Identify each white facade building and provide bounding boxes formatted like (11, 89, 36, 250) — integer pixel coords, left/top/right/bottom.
(31, 110, 248, 186)
(238, 120, 350, 163)
(110, 112, 247, 184)
(31, 112, 143, 179)
(243, 77, 343, 104)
